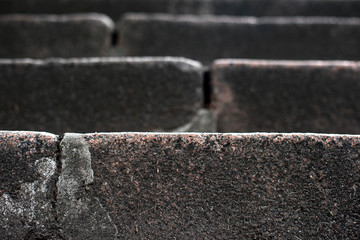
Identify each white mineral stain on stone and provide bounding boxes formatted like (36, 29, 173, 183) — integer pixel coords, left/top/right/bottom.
(57, 133, 118, 239)
(0, 157, 56, 238)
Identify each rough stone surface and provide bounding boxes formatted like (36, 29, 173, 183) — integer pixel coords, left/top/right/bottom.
(120, 14, 360, 64)
(0, 57, 203, 133)
(0, 131, 58, 239)
(56, 133, 118, 239)
(0, 0, 210, 20)
(0, 14, 113, 58)
(62, 132, 360, 239)
(212, 59, 360, 133)
(211, 0, 360, 17)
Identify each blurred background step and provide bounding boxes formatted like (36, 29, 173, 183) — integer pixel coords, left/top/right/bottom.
(0, 57, 210, 133)
(0, 0, 212, 20)
(119, 14, 360, 65)
(212, 59, 360, 134)
(1, 0, 360, 19)
(0, 13, 113, 58)
(211, 0, 360, 17)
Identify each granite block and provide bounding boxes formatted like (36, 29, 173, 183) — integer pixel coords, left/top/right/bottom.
(212, 59, 360, 133)
(0, 14, 113, 58)
(58, 132, 360, 239)
(120, 14, 360, 64)
(0, 131, 58, 239)
(0, 57, 203, 133)
(0, 0, 210, 20)
(211, 0, 360, 17)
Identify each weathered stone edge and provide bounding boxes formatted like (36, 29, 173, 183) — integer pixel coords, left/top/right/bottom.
(2, 131, 360, 238)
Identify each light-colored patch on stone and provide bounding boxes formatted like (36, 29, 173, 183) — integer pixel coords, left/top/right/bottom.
(0, 157, 56, 239)
(57, 133, 118, 239)
(173, 108, 217, 132)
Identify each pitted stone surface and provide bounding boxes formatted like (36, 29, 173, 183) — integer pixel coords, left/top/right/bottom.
(120, 14, 360, 64)
(212, 59, 360, 134)
(56, 133, 117, 239)
(0, 14, 113, 58)
(0, 57, 203, 133)
(0, 131, 58, 239)
(65, 132, 360, 239)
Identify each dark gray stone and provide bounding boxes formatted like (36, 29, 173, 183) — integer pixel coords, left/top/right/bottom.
(0, 57, 203, 133)
(60, 132, 360, 239)
(4, 0, 360, 19)
(0, 131, 58, 239)
(212, 59, 360, 133)
(0, 14, 113, 58)
(0, 0, 210, 20)
(56, 133, 118, 239)
(211, 0, 360, 17)
(119, 14, 360, 64)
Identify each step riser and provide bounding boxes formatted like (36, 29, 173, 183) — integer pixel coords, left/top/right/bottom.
(212, 59, 360, 133)
(120, 14, 360, 64)
(2, 0, 360, 19)
(0, 14, 114, 58)
(2, 131, 359, 238)
(0, 58, 204, 133)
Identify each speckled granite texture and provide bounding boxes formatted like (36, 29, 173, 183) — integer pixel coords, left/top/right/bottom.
(0, 14, 113, 58)
(0, 57, 203, 133)
(120, 14, 360, 64)
(56, 132, 360, 239)
(212, 59, 360, 134)
(0, 131, 58, 239)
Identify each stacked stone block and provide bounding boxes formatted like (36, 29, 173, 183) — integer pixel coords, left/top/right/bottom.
(0, 57, 205, 133)
(0, 14, 113, 58)
(211, 0, 360, 17)
(119, 14, 360, 64)
(2, 0, 360, 19)
(212, 59, 360, 133)
(0, 131, 58, 239)
(1, 132, 359, 238)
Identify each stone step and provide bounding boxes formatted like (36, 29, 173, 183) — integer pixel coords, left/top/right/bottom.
(1, 0, 360, 19)
(211, 0, 360, 17)
(62, 132, 358, 239)
(0, 13, 113, 58)
(0, 0, 211, 20)
(119, 14, 360, 64)
(0, 131, 58, 239)
(2, 57, 360, 134)
(3, 13, 360, 61)
(212, 59, 360, 133)
(3, 131, 358, 238)
(0, 57, 206, 133)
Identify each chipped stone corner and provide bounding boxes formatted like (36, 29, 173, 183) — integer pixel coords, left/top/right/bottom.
(56, 133, 118, 239)
(173, 108, 217, 132)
